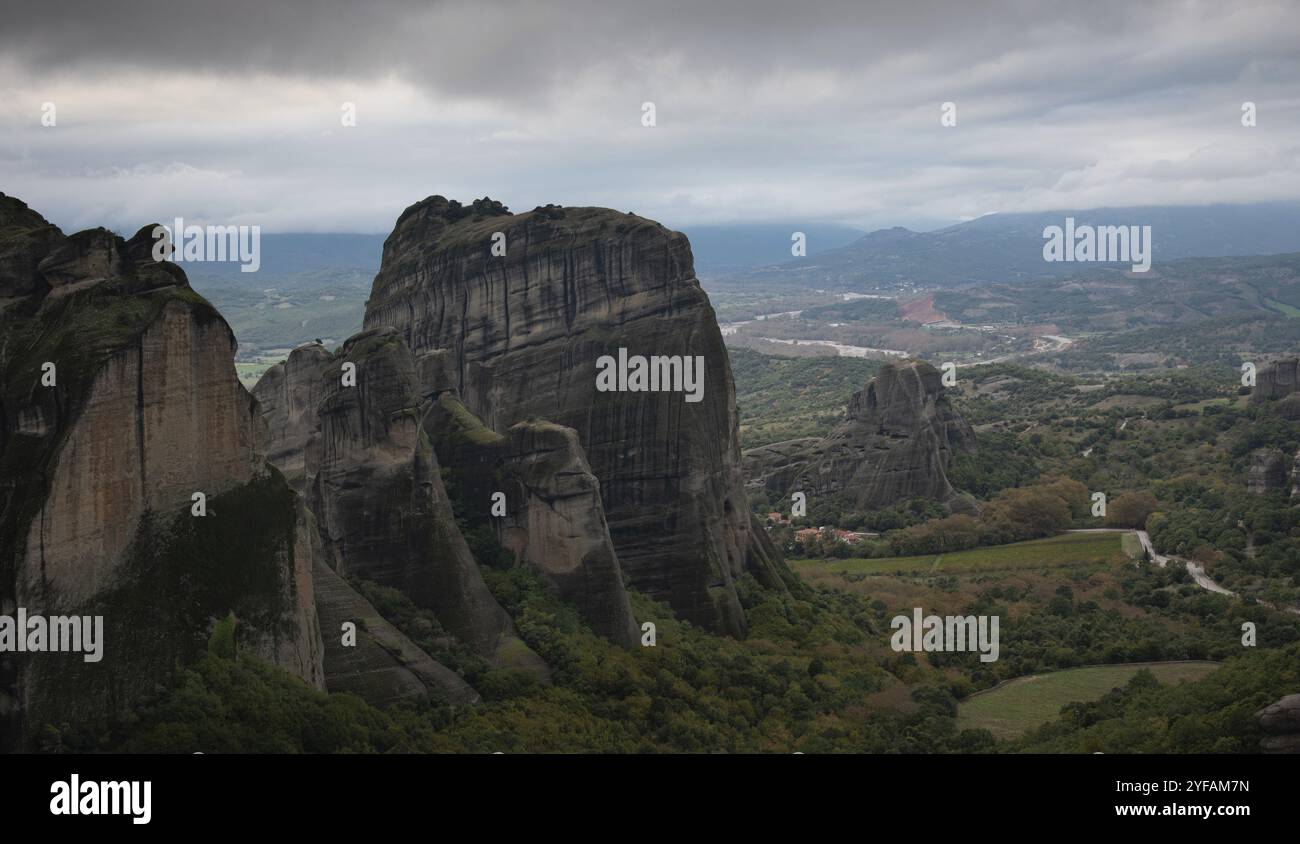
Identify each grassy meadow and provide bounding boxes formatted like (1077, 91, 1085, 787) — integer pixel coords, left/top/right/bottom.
(957, 661, 1221, 740)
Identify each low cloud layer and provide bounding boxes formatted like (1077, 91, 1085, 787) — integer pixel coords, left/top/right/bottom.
(2, 0, 1298, 233)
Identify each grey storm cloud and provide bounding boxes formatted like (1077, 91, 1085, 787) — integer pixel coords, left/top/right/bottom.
(1, 0, 1298, 233)
(5, 0, 1295, 104)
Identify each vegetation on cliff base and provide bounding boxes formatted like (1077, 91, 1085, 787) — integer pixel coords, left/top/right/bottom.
(1, 284, 224, 568)
(736, 351, 1300, 603)
(24, 328, 1300, 754)
(26, 472, 306, 749)
(51, 541, 1300, 753)
(1015, 642, 1300, 753)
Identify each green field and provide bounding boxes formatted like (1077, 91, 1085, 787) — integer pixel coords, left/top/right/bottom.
(957, 661, 1221, 739)
(1264, 297, 1300, 318)
(235, 351, 294, 388)
(236, 362, 274, 387)
(796, 531, 1131, 576)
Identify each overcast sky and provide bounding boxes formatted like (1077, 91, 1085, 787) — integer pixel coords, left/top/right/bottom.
(2, 0, 1298, 234)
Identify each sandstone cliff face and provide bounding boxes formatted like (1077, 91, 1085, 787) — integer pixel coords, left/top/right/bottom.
(425, 390, 638, 648)
(1247, 448, 1288, 495)
(22, 299, 266, 607)
(362, 196, 787, 636)
(745, 360, 975, 511)
(257, 327, 548, 680)
(500, 421, 641, 647)
(293, 493, 476, 706)
(0, 195, 324, 748)
(310, 543, 479, 707)
(740, 437, 824, 506)
(252, 343, 332, 492)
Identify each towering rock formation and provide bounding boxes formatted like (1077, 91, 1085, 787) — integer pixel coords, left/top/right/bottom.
(253, 335, 522, 704)
(1250, 357, 1300, 420)
(744, 360, 975, 510)
(311, 329, 546, 674)
(257, 319, 641, 657)
(1247, 448, 1288, 495)
(0, 194, 324, 749)
(255, 328, 548, 683)
(362, 196, 788, 636)
(253, 343, 332, 493)
(425, 387, 639, 648)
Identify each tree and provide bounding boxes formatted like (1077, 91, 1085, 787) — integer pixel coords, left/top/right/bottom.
(1105, 491, 1160, 528)
(989, 486, 1071, 540)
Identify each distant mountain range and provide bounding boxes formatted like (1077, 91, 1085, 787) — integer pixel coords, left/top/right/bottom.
(184, 223, 869, 281)
(183, 203, 1300, 352)
(181, 233, 385, 280)
(681, 224, 866, 273)
(713, 202, 1300, 290)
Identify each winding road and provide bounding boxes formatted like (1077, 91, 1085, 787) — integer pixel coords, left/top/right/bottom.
(1133, 530, 1236, 597)
(1123, 525, 1294, 611)
(1074, 528, 1298, 614)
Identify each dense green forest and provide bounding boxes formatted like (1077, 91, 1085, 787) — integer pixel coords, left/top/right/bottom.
(1017, 642, 1300, 753)
(45, 531, 1300, 754)
(31, 347, 1297, 755)
(738, 353, 1300, 603)
(731, 347, 877, 446)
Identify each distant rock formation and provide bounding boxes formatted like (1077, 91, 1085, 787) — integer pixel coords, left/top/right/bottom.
(1250, 357, 1300, 420)
(1256, 694, 1300, 753)
(361, 196, 789, 636)
(255, 328, 549, 685)
(0, 194, 324, 750)
(1247, 448, 1288, 495)
(744, 359, 975, 510)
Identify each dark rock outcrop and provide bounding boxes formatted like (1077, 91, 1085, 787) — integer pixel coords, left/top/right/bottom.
(362, 196, 789, 636)
(426, 391, 639, 648)
(256, 328, 548, 681)
(745, 360, 974, 510)
(253, 343, 332, 493)
(0, 195, 324, 749)
(1257, 694, 1300, 753)
(294, 497, 477, 706)
(311, 553, 479, 707)
(1250, 357, 1300, 420)
(0, 194, 65, 300)
(741, 437, 824, 505)
(1247, 448, 1288, 495)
